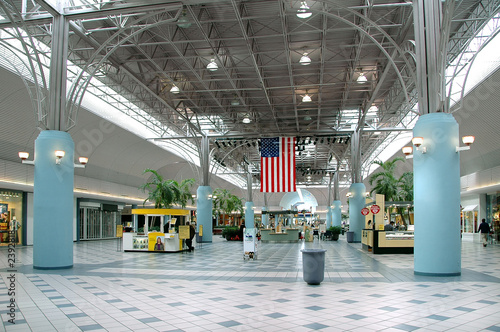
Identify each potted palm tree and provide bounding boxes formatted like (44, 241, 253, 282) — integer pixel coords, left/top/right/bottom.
(369, 158, 413, 226)
(212, 188, 244, 226)
(139, 169, 195, 228)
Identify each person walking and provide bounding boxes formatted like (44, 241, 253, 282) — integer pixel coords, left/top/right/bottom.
(477, 219, 490, 247)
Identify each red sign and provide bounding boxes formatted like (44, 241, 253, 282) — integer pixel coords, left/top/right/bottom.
(370, 204, 381, 214)
(361, 207, 370, 216)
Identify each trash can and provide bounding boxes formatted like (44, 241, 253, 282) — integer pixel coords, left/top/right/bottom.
(301, 249, 327, 285)
(346, 231, 354, 243)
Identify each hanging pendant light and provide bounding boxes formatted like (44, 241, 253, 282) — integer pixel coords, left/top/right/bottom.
(297, 1, 312, 19)
(170, 85, 180, 94)
(302, 91, 312, 102)
(242, 115, 251, 123)
(357, 72, 367, 83)
(299, 52, 311, 65)
(231, 95, 240, 106)
(177, 9, 191, 29)
(207, 58, 218, 71)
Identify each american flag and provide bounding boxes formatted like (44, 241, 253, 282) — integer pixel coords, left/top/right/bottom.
(260, 137, 296, 192)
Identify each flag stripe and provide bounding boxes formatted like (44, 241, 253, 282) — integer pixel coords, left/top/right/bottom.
(260, 137, 296, 193)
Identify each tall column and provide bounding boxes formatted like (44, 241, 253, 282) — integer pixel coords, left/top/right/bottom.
(245, 170, 255, 228)
(196, 135, 212, 242)
(33, 131, 74, 269)
(348, 183, 366, 242)
(33, 13, 74, 269)
(331, 201, 342, 227)
(331, 171, 342, 227)
(326, 206, 332, 228)
(261, 208, 269, 227)
(197, 186, 213, 243)
(132, 204, 138, 231)
(348, 130, 365, 241)
(245, 202, 255, 229)
(412, 0, 460, 275)
(413, 113, 460, 275)
(326, 175, 333, 228)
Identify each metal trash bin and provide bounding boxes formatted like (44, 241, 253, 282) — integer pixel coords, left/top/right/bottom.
(301, 249, 327, 285)
(346, 231, 354, 243)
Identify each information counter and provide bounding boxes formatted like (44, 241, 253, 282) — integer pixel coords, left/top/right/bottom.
(362, 230, 414, 254)
(260, 228, 299, 243)
(123, 232, 183, 252)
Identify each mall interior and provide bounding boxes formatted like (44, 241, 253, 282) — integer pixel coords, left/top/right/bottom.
(0, 1, 500, 331)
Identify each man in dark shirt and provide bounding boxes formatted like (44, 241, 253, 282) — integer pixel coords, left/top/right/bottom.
(384, 220, 394, 231)
(478, 219, 490, 247)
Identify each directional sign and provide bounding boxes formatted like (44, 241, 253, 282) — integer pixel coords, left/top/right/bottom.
(361, 207, 370, 216)
(370, 204, 381, 214)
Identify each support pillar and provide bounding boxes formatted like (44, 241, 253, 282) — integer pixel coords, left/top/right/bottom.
(331, 170, 342, 227)
(196, 186, 213, 243)
(261, 207, 269, 227)
(326, 206, 332, 228)
(33, 130, 74, 269)
(331, 200, 342, 227)
(245, 202, 255, 229)
(348, 183, 366, 242)
(245, 170, 255, 229)
(413, 113, 461, 276)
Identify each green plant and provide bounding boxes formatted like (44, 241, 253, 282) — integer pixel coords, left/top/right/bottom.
(139, 169, 195, 208)
(212, 188, 244, 225)
(221, 226, 241, 240)
(369, 159, 414, 224)
(328, 226, 342, 234)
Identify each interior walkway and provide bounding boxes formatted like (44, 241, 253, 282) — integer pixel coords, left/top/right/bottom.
(1, 235, 499, 331)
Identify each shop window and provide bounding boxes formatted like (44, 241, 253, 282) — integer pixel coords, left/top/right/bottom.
(0, 190, 24, 246)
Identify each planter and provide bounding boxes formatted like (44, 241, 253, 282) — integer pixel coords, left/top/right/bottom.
(301, 249, 327, 285)
(331, 233, 339, 241)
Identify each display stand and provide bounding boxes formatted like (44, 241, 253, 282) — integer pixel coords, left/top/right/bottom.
(243, 228, 258, 260)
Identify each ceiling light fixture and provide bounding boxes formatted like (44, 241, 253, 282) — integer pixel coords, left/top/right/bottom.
(231, 95, 240, 106)
(296, 1, 312, 19)
(242, 115, 251, 124)
(299, 52, 311, 65)
(177, 9, 191, 29)
(302, 91, 312, 102)
(357, 72, 367, 83)
(170, 85, 180, 94)
(207, 58, 218, 71)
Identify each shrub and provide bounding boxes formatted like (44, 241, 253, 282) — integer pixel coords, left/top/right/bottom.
(328, 226, 342, 234)
(222, 226, 242, 241)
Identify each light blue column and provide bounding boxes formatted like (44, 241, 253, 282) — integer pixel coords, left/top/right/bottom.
(413, 113, 461, 276)
(245, 202, 254, 229)
(326, 206, 332, 228)
(196, 186, 213, 243)
(132, 204, 138, 231)
(331, 200, 342, 227)
(33, 131, 74, 269)
(261, 207, 269, 227)
(348, 183, 366, 242)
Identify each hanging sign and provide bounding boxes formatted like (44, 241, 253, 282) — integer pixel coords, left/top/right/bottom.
(361, 208, 370, 216)
(370, 204, 381, 214)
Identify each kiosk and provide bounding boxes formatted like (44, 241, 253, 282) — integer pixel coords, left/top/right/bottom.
(123, 208, 192, 253)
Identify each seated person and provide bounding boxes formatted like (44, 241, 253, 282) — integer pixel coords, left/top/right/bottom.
(384, 221, 395, 231)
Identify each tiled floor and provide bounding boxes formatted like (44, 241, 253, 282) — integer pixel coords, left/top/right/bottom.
(1, 235, 499, 331)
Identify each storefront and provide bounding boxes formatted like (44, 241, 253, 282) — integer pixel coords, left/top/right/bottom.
(486, 193, 500, 242)
(461, 205, 478, 235)
(78, 199, 124, 240)
(0, 189, 25, 246)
